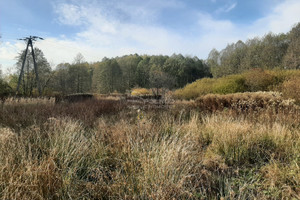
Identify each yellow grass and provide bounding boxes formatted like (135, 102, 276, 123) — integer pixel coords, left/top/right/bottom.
(0, 101, 299, 199)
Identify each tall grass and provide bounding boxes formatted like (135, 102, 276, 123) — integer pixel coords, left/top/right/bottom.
(0, 99, 125, 131)
(0, 100, 299, 199)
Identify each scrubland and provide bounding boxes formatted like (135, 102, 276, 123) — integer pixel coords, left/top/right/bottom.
(175, 69, 300, 103)
(0, 96, 299, 199)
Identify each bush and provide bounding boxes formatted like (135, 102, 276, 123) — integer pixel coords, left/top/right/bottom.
(281, 76, 300, 104)
(131, 88, 152, 96)
(174, 74, 248, 99)
(195, 92, 296, 113)
(175, 69, 300, 100)
(174, 78, 214, 99)
(212, 74, 247, 94)
(0, 79, 13, 96)
(243, 69, 274, 91)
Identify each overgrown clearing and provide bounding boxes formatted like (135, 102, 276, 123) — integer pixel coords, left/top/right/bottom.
(0, 97, 299, 199)
(175, 69, 300, 102)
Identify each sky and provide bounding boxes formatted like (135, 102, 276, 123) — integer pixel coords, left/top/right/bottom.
(1, 0, 300, 73)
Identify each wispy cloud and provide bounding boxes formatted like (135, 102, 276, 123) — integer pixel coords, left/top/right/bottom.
(33, 0, 300, 65)
(40, 1, 190, 63)
(250, 0, 300, 35)
(195, 0, 300, 53)
(215, 2, 237, 14)
(2, 0, 300, 73)
(0, 41, 24, 69)
(55, 4, 86, 26)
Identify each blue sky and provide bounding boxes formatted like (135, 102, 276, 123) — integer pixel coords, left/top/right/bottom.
(1, 0, 300, 73)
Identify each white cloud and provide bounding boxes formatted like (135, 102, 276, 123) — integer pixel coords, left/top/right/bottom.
(250, 0, 300, 35)
(1, 0, 300, 73)
(55, 4, 85, 26)
(0, 41, 24, 73)
(195, 0, 300, 54)
(215, 2, 237, 14)
(224, 3, 237, 12)
(35, 1, 191, 64)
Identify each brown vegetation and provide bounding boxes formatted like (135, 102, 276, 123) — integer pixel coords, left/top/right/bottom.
(281, 76, 300, 104)
(0, 97, 299, 199)
(175, 69, 300, 103)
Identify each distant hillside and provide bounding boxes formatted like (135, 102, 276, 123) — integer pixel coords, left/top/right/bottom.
(206, 23, 300, 77)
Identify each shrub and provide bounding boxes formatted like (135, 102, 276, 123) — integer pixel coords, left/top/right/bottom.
(175, 69, 300, 100)
(281, 76, 300, 104)
(174, 78, 215, 99)
(212, 74, 247, 94)
(131, 88, 152, 96)
(244, 69, 274, 91)
(195, 92, 297, 113)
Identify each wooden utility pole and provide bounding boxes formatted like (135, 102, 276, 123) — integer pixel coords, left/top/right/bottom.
(16, 36, 43, 96)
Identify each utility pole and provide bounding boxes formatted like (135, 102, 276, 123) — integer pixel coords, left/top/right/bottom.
(16, 36, 43, 96)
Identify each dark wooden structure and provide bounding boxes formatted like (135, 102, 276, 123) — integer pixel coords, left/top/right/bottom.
(55, 93, 94, 103)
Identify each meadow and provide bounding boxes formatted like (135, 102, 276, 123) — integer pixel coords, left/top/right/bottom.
(0, 95, 299, 199)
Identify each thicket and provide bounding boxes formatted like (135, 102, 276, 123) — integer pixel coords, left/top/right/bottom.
(0, 100, 299, 199)
(175, 69, 300, 102)
(195, 92, 299, 117)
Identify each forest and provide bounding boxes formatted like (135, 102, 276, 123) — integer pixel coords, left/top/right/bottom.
(1, 52, 210, 96)
(1, 22, 299, 97)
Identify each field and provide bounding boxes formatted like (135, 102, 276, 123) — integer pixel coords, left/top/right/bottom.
(0, 96, 299, 199)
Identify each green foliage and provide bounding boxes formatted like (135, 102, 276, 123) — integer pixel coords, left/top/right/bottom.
(90, 54, 210, 94)
(116, 54, 142, 89)
(175, 74, 247, 99)
(174, 78, 215, 99)
(207, 23, 300, 77)
(15, 47, 51, 96)
(92, 59, 123, 94)
(50, 62, 92, 95)
(135, 57, 150, 88)
(175, 69, 300, 100)
(163, 54, 211, 88)
(213, 74, 247, 94)
(283, 23, 300, 69)
(0, 79, 12, 95)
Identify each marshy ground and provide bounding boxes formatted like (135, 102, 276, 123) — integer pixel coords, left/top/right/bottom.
(0, 96, 299, 199)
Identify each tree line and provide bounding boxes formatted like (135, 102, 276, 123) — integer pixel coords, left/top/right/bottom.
(207, 23, 300, 77)
(1, 22, 300, 96)
(1, 52, 210, 96)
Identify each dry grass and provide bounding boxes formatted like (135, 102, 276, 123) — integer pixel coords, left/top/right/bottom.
(281, 76, 300, 104)
(2, 97, 55, 105)
(131, 88, 152, 96)
(0, 99, 299, 199)
(196, 92, 298, 112)
(0, 98, 126, 131)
